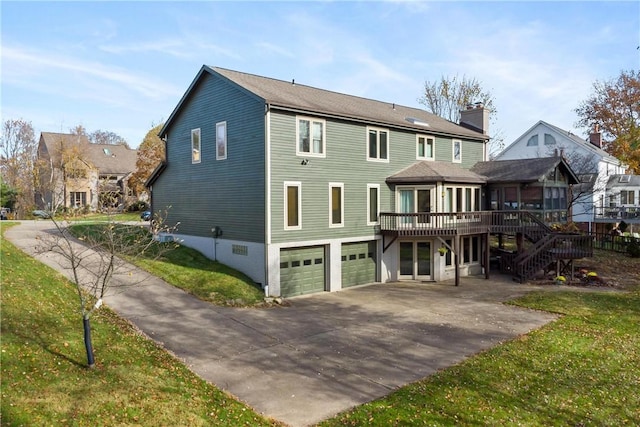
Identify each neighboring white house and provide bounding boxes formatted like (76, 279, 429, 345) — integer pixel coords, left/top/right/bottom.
(593, 174, 640, 233)
(495, 121, 626, 231)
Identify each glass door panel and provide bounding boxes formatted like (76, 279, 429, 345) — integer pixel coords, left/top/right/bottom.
(399, 189, 414, 227)
(416, 242, 431, 277)
(398, 241, 432, 280)
(399, 242, 414, 277)
(417, 189, 431, 225)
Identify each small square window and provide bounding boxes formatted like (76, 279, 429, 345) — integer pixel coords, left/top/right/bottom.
(297, 117, 325, 157)
(367, 127, 389, 162)
(417, 135, 434, 160)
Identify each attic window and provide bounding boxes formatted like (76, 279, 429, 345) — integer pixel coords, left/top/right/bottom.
(527, 135, 538, 146)
(619, 175, 631, 183)
(580, 175, 594, 183)
(544, 134, 556, 145)
(406, 117, 429, 127)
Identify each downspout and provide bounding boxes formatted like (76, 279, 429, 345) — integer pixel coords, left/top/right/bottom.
(264, 103, 272, 297)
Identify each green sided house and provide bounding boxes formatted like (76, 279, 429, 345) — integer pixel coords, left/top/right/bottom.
(148, 66, 586, 297)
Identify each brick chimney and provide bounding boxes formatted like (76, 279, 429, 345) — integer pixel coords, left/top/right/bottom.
(589, 124, 602, 148)
(459, 102, 489, 135)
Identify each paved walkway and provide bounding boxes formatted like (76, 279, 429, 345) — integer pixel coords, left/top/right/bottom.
(5, 221, 558, 427)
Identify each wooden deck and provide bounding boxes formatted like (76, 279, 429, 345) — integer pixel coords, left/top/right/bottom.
(379, 210, 551, 237)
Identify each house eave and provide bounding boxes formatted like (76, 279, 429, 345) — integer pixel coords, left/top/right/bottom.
(145, 161, 167, 188)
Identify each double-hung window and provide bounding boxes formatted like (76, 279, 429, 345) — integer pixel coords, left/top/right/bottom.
(367, 127, 389, 161)
(329, 183, 344, 227)
(416, 135, 434, 160)
(621, 190, 635, 205)
(216, 121, 227, 160)
(191, 128, 201, 164)
(297, 117, 325, 157)
(70, 191, 86, 207)
(452, 140, 461, 163)
(367, 184, 380, 225)
(284, 182, 301, 230)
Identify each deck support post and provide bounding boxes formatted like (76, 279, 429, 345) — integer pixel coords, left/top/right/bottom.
(484, 232, 490, 279)
(454, 235, 460, 286)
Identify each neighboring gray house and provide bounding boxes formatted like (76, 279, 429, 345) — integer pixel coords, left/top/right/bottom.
(495, 121, 626, 231)
(37, 132, 138, 211)
(149, 66, 589, 297)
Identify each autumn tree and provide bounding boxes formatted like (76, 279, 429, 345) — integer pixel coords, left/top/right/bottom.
(37, 205, 177, 368)
(575, 69, 640, 174)
(89, 130, 130, 148)
(129, 124, 165, 197)
(34, 133, 92, 213)
(70, 125, 130, 148)
(418, 74, 503, 156)
(0, 119, 37, 217)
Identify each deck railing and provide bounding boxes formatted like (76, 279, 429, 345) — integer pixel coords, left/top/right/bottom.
(379, 210, 551, 236)
(379, 211, 491, 236)
(593, 206, 640, 221)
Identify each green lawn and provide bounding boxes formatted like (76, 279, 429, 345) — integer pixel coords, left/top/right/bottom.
(3, 221, 640, 426)
(1, 222, 283, 426)
(319, 289, 640, 426)
(67, 223, 266, 306)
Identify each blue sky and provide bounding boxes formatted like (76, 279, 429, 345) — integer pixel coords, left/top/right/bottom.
(2, 1, 638, 150)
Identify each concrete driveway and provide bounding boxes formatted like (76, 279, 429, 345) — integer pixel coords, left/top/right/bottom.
(5, 221, 558, 427)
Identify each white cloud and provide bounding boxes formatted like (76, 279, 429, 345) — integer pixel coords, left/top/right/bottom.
(255, 42, 294, 58)
(2, 45, 182, 102)
(100, 37, 241, 60)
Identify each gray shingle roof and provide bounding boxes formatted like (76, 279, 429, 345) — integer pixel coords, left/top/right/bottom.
(470, 157, 579, 184)
(84, 143, 137, 175)
(607, 174, 640, 188)
(387, 161, 487, 184)
(188, 66, 486, 141)
(39, 132, 137, 175)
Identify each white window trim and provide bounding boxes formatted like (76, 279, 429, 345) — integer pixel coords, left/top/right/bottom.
(416, 134, 435, 161)
(444, 184, 482, 212)
(284, 181, 302, 230)
(452, 139, 462, 163)
(329, 182, 344, 228)
(366, 126, 390, 163)
(367, 183, 380, 226)
(216, 121, 227, 161)
(191, 128, 201, 164)
(296, 116, 326, 158)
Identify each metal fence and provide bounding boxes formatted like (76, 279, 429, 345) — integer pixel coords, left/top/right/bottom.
(591, 232, 640, 253)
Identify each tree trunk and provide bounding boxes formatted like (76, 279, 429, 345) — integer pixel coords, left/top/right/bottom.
(83, 316, 95, 368)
